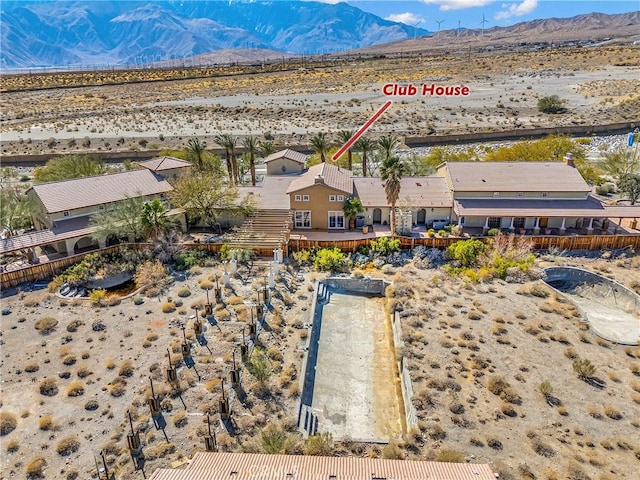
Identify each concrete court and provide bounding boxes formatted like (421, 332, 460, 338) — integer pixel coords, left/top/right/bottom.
(310, 292, 404, 441)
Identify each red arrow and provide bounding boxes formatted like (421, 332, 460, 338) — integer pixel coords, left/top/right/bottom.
(331, 100, 393, 162)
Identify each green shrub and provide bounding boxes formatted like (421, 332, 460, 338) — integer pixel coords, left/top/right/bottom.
(89, 289, 107, 306)
(313, 247, 350, 272)
(427, 228, 435, 238)
(370, 237, 400, 256)
(177, 288, 191, 298)
(133, 297, 144, 305)
(292, 249, 313, 266)
(537, 95, 566, 114)
(487, 228, 500, 236)
(174, 249, 210, 270)
(437, 449, 466, 462)
(446, 239, 486, 267)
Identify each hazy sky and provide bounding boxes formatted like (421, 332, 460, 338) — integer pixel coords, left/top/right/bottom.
(337, 1, 639, 30)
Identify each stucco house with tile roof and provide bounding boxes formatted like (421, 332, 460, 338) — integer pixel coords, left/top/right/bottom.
(138, 156, 192, 179)
(263, 149, 307, 175)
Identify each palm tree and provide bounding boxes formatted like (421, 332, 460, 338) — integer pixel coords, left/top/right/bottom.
(337, 129, 356, 170)
(187, 138, 205, 170)
(215, 134, 238, 184)
(258, 140, 275, 158)
(354, 137, 375, 177)
(310, 132, 329, 163)
(141, 198, 175, 240)
(380, 156, 405, 235)
(378, 133, 400, 161)
(242, 136, 258, 186)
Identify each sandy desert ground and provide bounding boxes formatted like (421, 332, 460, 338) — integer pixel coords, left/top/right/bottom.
(1, 250, 639, 480)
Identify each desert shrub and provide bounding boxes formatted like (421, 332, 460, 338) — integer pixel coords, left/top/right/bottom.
(0, 412, 17, 435)
(66, 319, 83, 332)
(172, 411, 188, 427)
(174, 249, 210, 270)
(108, 378, 127, 397)
(56, 436, 80, 456)
(144, 442, 176, 460)
(66, 381, 85, 397)
(531, 438, 556, 457)
(267, 346, 283, 362)
(6, 438, 19, 452)
(382, 439, 405, 459)
(38, 415, 55, 430)
(487, 437, 503, 450)
(135, 260, 169, 290)
(313, 247, 350, 272)
(89, 289, 107, 306)
(487, 228, 500, 236)
(247, 348, 273, 384)
(39, 378, 58, 396)
(2, 307, 11, 315)
(370, 237, 400, 256)
(537, 95, 566, 114)
(24, 362, 39, 373)
(62, 355, 76, 366)
(118, 360, 134, 378)
(302, 432, 334, 456)
(25, 456, 47, 477)
(429, 424, 447, 440)
(446, 239, 486, 267)
(92, 319, 106, 331)
(177, 287, 191, 298)
(84, 400, 99, 411)
(604, 405, 622, 420)
(292, 249, 313, 267)
(133, 296, 144, 305)
(106, 296, 121, 306)
(573, 359, 596, 380)
(437, 449, 466, 462)
(35, 317, 58, 334)
(161, 302, 176, 313)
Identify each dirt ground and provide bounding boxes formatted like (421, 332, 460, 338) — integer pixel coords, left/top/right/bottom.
(1, 250, 639, 479)
(1, 45, 639, 156)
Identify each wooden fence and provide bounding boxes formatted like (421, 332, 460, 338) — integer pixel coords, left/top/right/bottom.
(1, 235, 638, 289)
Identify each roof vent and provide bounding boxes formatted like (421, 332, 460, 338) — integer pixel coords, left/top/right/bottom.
(564, 152, 575, 168)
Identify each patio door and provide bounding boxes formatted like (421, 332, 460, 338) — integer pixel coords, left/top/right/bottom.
(373, 208, 382, 224)
(417, 209, 426, 224)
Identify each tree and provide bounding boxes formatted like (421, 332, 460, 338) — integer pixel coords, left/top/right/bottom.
(215, 133, 238, 184)
(187, 138, 206, 170)
(601, 147, 634, 183)
(446, 238, 487, 267)
(0, 186, 34, 235)
(141, 199, 176, 240)
(33, 155, 110, 183)
(242, 136, 258, 186)
(90, 195, 146, 243)
(343, 197, 364, 230)
(354, 137, 375, 177)
(258, 140, 275, 158)
(380, 156, 405, 235)
(537, 95, 566, 114)
(378, 133, 400, 161)
(336, 129, 356, 170)
(168, 172, 256, 230)
(618, 173, 640, 205)
(310, 132, 329, 163)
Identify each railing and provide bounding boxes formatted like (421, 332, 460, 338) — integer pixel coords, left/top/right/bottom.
(2, 234, 638, 289)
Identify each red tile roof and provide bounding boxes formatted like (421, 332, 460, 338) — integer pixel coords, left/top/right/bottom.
(444, 162, 590, 193)
(287, 163, 353, 195)
(148, 452, 497, 480)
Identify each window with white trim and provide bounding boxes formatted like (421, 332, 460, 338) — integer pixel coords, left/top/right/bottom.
(513, 217, 525, 228)
(329, 195, 336, 202)
(328, 211, 345, 229)
(302, 195, 310, 201)
(337, 195, 344, 202)
(294, 211, 311, 229)
(541, 192, 549, 198)
(63, 211, 70, 217)
(294, 195, 302, 202)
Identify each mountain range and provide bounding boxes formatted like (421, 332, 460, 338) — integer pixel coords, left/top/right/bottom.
(0, 1, 427, 69)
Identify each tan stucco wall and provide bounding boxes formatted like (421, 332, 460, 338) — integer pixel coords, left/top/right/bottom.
(362, 207, 452, 226)
(266, 159, 304, 176)
(290, 184, 348, 229)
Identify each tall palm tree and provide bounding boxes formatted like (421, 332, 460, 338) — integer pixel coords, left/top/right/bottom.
(242, 136, 258, 186)
(337, 129, 356, 170)
(310, 132, 329, 163)
(378, 133, 399, 161)
(258, 140, 275, 158)
(380, 156, 405, 235)
(142, 198, 175, 240)
(187, 138, 205, 170)
(354, 137, 375, 177)
(215, 134, 238, 184)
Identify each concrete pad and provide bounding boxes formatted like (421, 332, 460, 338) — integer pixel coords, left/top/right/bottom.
(310, 292, 404, 441)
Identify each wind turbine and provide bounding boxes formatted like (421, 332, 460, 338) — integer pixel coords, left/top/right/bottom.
(435, 19, 445, 32)
(480, 13, 489, 37)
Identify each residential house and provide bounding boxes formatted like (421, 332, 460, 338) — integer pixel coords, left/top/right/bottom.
(263, 149, 306, 176)
(137, 156, 192, 180)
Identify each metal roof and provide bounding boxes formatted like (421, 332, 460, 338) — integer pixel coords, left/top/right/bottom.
(354, 176, 452, 208)
(29, 169, 173, 214)
(287, 164, 353, 195)
(444, 162, 590, 193)
(138, 156, 193, 172)
(263, 149, 307, 165)
(240, 176, 297, 210)
(148, 452, 497, 480)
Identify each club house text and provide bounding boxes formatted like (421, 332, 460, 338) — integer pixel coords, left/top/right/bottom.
(383, 83, 470, 97)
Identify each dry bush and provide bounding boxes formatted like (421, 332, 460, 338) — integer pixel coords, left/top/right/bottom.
(144, 442, 176, 460)
(23, 295, 40, 307)
(24, 362, 39, 373)
(39, 415, 55, 431)
(77, 364, 92, 378)
(108, 378, 127, 397)
(161, 302, 176, 313)
(501, 403, 517, 417)
(0, 412, 17, 435)
(56, 436, 80, 456)
(172, 411, 188, 427)
(62, 355, 77, 366)
(429, 424, 447, 440)
(107, 296, 121, 307)
(603, 405, 622, 420)
(39, 378, 58, 396)
(104, 358, 116, 370)
(66, 381, 85, 397)
(118, 360, 134, 378)
(25, 456, 47, 477)
(587, 405, 603, 419)
(6, 438, 19, 452)
(287, 383, 300, 398)
(487, 437, 503, 450)
(205, 377, 221, 393)
(381, 439, 405, 459)
(531, 437, 556, 457)
(437, 448, 465, 462)
(35, 317, 58, 334)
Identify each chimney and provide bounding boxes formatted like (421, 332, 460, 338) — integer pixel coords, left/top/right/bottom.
(564, 152, 575, 168)
(314, 174, 324, 185)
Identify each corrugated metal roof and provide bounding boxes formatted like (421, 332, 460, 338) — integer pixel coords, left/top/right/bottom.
(264, 149, 307, 165)
(445, 162, 590, 193)
(454, 196, 640, 218)
(287, 164, 353, 195)
(148, 452, 496, 480)
(139, 156, 193, 172)
(354, 176, 452, 208)
(29, 169, 174, 214)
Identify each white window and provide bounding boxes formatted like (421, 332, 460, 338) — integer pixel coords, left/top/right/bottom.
(541, 192, 549, 198)
(63, 211, 70, 217)
(302, 195, 310, 202)
(337, 195, 344, 202)
(329, 195, 336, 202)
(516, 192, 524, 198)
(328, 211, 345, 229)
(493, 192, 500, 197)
(294, 211, 311, 229)
(294, 195, 302, 202)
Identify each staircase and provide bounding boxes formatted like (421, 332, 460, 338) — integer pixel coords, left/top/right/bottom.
(223, 209, 291, 251)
